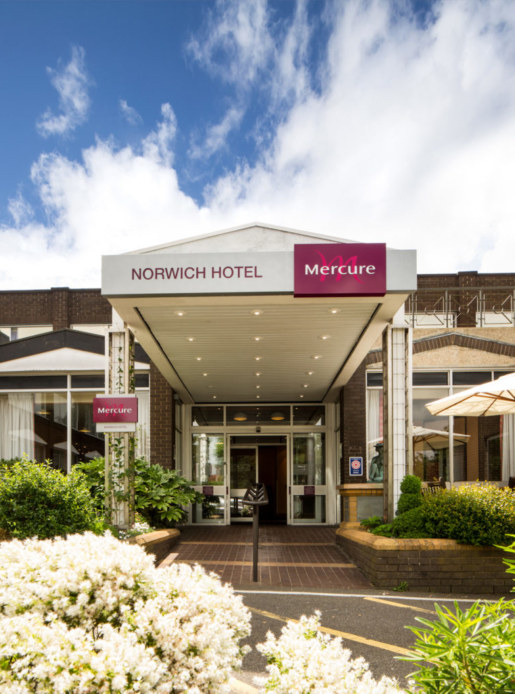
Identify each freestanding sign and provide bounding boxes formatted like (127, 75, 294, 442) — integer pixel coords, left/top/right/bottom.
(349, 457, 364, 476)
(294, 243, 387, 297)
(93, 395, 138, 433)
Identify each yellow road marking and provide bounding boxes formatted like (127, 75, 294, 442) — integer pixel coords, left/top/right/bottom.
(364, 597, 436, 615)
(247, 607, 411, 656)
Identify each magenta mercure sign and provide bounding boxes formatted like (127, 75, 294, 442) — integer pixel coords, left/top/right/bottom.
(294, 243, 387, 297)
(93, 396, 138, 423)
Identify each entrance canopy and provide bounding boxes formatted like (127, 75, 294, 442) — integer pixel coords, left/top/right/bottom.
(102, 223, 416, 404)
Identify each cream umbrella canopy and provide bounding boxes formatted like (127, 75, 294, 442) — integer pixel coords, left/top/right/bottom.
(425, 372, 515, 417)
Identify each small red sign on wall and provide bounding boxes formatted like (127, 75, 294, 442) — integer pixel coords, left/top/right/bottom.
(294, 243, 387, 297)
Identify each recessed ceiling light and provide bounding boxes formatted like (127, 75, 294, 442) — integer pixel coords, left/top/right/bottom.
(256, 395, 260, 399)
(306, 371, 315, 375)
(300, 395, 304, 398)
(212, 395, 217, 399)
(311, 355, 322, 360)
(208, 385, 214, 389)
(202, 373, 209, 377)
(329, 308, 340, 314)
(175, 310, 187, 316)
(253, 336, 262, 341)
(196, 357, 202, 361)
(255, 356, 262, 361)
(303, 384, 309, 388)
(251, 309, 263, 316)
(187, 337, 195, 342)
(255, 372, 261, 376)
(319, 335, 331, 340)
(256, 385, 260, 389)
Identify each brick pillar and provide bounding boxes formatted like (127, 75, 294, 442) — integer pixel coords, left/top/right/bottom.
(340, 360, 367, 485)
(150, 361, 175, 469)
(51, 287, 70, 330)
(456, 271, 478, 327)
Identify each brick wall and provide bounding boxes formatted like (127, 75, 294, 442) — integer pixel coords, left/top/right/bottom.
(340, 360, 367, 485)
(150, 361, 176, 469)
(0, 287, 111, 329)
(337, 526, 512, 594)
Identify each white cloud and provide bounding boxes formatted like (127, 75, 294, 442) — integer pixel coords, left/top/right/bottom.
(189, 106, 244, 159)
(2, 0, 515, 289)
(119, 99, 142, 126)
(37, 46, 92, 138)
(8, 193, 34, 227)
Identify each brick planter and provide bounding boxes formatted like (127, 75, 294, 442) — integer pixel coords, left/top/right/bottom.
(128, 528, 180, 565)
(336, 522, 513, 594)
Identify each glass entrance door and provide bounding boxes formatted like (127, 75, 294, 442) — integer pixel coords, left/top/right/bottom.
(291, 433, 327, 523)
(230, 446, 257, 522)
(191, 433, 227, 524)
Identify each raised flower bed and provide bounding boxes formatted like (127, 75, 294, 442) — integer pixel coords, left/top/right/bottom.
(336, 522, 512, 594)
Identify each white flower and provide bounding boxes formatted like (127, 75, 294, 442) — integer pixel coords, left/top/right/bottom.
(256, 612, 406, 694)
(0, 533, 251, 694)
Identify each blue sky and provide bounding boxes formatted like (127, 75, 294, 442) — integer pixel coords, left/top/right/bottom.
(0, 0, 514, 288)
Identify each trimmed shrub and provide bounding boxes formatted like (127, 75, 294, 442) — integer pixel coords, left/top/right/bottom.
(422, 483, 515, 546)
(396, 474, 423, 516)
(400, 474, 422, 495)
(391, 506, 430, 539)
(0, 459, 103, 540)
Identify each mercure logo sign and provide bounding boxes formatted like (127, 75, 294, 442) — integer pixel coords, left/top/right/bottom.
(93, 396, 139, 423)
(294, 243, 386, 296)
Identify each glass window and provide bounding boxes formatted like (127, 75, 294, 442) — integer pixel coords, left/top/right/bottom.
(230, 447, 257, 490)
(413, 388, 450, 482)
(453, 371, 492, 386)
(71, 393, 105, 466)
(135, 390, 150, 460)
(226, 406, 291, 426)
(192, 433, 224, 485)
(293, 433, 325, 485)
(366, 389, 383, 478)
(454, 415, 502, 482)
(0, 376, 67, 390)
(192, 493, 225, 524)
(71, 375, 105, 389)
(293, 405, 325, 426)
(135, 374, 149, 388)
(367, 372, 383, 387)
(293, 495, 326, 523)
(413, 372, 449, 386)
(192, 406, 224, 426)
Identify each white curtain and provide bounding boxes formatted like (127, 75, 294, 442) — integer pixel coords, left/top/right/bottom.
(502, 414, 515, 479)
(0, 394, 34, 460)
(136, 391, 150, 460)
(367, 390, 381, 473)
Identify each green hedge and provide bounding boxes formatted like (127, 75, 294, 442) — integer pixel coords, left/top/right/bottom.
(423, 484, 515, 546)
(0, 459, 104, 540)
(364, 482, 515, 545)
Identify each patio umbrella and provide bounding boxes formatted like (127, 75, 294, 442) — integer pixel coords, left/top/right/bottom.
(425, 372, 515, 417)
(412, 426, 469, 451)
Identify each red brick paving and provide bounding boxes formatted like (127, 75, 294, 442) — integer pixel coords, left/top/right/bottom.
(168, 525, 371, 589)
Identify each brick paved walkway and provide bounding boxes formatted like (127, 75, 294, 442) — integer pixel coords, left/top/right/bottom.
(169, 525, 371, 589)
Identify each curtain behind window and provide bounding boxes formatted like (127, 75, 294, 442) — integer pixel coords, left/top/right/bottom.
(0, 394, 34, 460)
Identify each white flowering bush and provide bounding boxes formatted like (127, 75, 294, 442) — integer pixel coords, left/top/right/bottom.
(0, 532, 251, 693)
(256, 612, 406, 694)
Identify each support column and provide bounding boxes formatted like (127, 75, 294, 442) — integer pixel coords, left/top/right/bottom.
(382, 309, 412, 521)
(105, 310, 136, 529)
